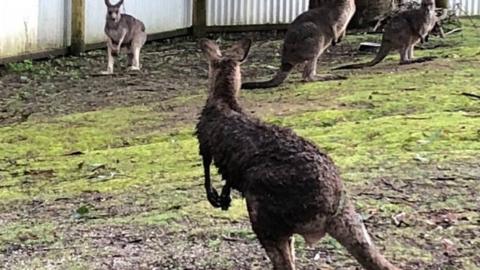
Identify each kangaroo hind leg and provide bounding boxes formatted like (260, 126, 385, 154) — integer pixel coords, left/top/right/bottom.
(129, 32, 147, 70)
(258, 236, 296, 270)
(302, 56, 319, 82)
(246, 195, 295, 270)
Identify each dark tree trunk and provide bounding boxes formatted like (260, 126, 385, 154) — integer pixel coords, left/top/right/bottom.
(308, 0, 328, 9)
(436, 0, 449, 9)
(351, 0, 394, 28)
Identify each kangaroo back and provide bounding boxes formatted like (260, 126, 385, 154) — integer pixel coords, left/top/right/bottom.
(243, 0, 356, 89)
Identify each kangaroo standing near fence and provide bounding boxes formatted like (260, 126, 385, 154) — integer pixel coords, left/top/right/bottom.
(241, 0, 356, 90)
(103, 0, 147, 74)
(196, 38, 401, 270)
(334, 0, 438, 70)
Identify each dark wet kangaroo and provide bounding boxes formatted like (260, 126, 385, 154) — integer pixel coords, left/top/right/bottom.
(241, 0, 355, 89)
(103, 0, 147, 74)
(196, 38, 401, 270)
(334, 0, 438, 70)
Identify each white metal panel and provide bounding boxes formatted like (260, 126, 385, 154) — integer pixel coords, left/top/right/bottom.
(207, 0, 309, 26)
(0, 0, 70, 58)
(411, 0, 480, 15)
(450, 0, 480, 15)
(1, 0, 478, 61)
(408, 0, 480, 15)
(85, 0, 192, 44)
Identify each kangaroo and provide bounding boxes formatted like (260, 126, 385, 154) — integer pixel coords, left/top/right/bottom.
(241, 0, 356, 90)
(197, 38, 401, 270)
(309, 0, 347, 46)
(103, 0, 147, 74)
(334, 0, 437, 70)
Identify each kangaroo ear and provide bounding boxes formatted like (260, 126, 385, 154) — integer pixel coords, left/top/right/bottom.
(104, 0, 112, 7)
(229, 38, 252, 63)
(115, 0, 124, 7)
(199, 38, 222, 61)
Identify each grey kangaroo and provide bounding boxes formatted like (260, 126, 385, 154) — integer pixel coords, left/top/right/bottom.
(103, 0, 147, 74)
(242, 0, 355, 89)
(334, 0, 437, 70)
(197, 38, 401, 270)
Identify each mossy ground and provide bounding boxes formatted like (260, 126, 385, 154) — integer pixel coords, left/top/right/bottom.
(0, 19, 479, 270)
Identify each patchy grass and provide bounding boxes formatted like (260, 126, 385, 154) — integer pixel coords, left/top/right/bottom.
(0, 19, 479, 269)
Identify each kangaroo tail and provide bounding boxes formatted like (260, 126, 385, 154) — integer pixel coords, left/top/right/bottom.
(241, 63, 294, 90)
(333, 43, 391, 70)
(327, 198, 400, 270)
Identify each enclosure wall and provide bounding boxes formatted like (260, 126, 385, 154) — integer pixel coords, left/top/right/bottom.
(205, 0, 479, 26)
(0, 0, 478, 62)
(85, 0, 193, 44)
(451, 0, 480, 15)
(206, 0, 308, 26)
(0, 0, 71, 60)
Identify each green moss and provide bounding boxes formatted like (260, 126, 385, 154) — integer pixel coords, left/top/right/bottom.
(0, 221, 56, 248)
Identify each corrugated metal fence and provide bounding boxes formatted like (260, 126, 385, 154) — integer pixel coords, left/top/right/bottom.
(207, 0, 480, 26)
(207, 0, 308, 26)
(85, 0, 192, 44)
(0, 0, 478, 62)
(0, 0, 71, 60)
(452, 0, 480, 15)
(0, 0, 192, 62)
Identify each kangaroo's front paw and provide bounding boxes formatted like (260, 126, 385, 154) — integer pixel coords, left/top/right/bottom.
(220, 193, 232, 211)
(206, 188, 221, 208)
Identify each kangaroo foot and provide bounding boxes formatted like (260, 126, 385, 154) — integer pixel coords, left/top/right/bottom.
(220, 185, 232, 211)
(206, 188, 222, 208)
(400, 56, 437, 65)
(100, 70, 114, 75)
(128, 66, 141, 71)
(220, 193, 231, 211)
(306, 74, 348, 82)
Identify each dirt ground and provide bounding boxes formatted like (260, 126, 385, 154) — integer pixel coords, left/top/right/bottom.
(1, 19, 480, 270)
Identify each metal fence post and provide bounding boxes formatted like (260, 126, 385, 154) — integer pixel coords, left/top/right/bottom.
(71, 0, 86, 55)
(193, 0, 207, 37)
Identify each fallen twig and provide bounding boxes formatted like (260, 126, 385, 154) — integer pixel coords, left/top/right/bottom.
(381, 178, 404, 193)
(403, 116, 432, 120)
(133, 88, 157, 92)
(461, 92, 480, 100)
(221, 235, 246, 242)
(431, 176, 456, 181)
(445, 28, 463, 36)
(64, 151, 84, 156)
(463, 113, 480, 118)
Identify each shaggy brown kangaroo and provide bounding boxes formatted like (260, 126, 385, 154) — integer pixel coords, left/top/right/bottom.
(242, 0, 355, 89)
(334, 0, 437, 70)
(103, 0, 147, 74)
(196, 38, 400, 270)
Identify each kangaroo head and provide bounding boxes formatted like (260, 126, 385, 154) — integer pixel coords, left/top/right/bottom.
(199, 38, 252, 99)
(105, 0, 124, 23)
